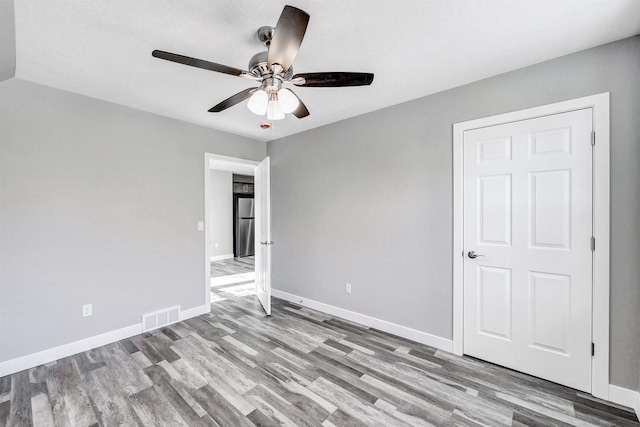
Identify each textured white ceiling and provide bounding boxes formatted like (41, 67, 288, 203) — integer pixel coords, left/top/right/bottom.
(14, 0, 640, 141)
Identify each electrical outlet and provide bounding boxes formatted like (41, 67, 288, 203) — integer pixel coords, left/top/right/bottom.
(345, 283, 352, 294)
(214, 242, 219, 248)
(82, 304, 93, 317)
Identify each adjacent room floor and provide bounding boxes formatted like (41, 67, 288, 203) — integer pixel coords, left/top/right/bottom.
(1, 258, 638, 426)
(210, 256, 255, 305)
(211, 256, 255, 278)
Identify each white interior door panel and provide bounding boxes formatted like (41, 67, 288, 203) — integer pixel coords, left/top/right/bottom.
(463, 109, 593, 392)
(255, 157, 271, 316)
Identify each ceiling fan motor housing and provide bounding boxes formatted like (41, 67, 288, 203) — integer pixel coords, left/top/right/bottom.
(249, 51, 292, 79)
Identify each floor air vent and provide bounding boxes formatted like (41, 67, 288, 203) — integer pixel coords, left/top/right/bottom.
(142, 306, 180, 332)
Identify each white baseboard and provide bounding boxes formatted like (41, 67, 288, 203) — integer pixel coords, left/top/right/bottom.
(272, 289, 453, 353)
(0, 303, 209, 377)
(3, 298, 636, 421)
(0, 323, 142, 377)
(608, 385, 640, 419)
(272, 290, 640, 418)
(180, 304, 210, 320)
(210, 253, 234, 262)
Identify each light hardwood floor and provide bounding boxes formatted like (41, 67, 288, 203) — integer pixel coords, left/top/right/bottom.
(1, 257, 638, 426)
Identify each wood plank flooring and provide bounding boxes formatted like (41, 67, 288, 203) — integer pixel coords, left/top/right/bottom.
(211, 256, 254, 278)
(1, 257, 638, 426)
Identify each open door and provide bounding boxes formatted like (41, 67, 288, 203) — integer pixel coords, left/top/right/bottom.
(254, 157, 271, 315)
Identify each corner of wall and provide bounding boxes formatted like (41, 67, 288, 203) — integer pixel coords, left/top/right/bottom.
(0, 0, 16, 82)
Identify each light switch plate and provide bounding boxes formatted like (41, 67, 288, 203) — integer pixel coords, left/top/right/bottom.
(197, 221, 204, 231)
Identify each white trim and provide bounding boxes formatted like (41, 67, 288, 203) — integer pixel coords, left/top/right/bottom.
(0, 324, 140, 377)
(609, 385, 637, 408)
(608, 385, 640, 419)
(272, 289, 453, 352)
(590, 93, 611, 400)
(0, 303, 209, 377)
(210, 253, 234, 262)
(452, 93, 610, 399)
(208, 153, 258, 176)
(179, 303, 210, 321)
(204, 154, 212, 309)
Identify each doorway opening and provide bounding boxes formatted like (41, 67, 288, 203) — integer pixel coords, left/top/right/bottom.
(210, 172, 255, 305)
(204, 153, 272, 316)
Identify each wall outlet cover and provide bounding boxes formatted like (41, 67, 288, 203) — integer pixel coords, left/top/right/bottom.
(345, 283, 352, 294)
(82, 304, 92, 317)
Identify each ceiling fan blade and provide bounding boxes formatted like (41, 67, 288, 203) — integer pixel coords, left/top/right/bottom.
(267, 6, 309, 72)
(291, 72, 374, 87)
(152, 50, 248, 77)
(290, 92, 310, 118)
(208, 88, 257, 112)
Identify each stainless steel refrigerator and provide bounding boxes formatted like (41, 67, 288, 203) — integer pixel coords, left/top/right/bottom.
(235, 197, 255, 257)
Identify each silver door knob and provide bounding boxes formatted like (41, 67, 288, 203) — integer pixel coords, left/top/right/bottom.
(468, 251, 485, 259)
(260, 241, 275, 245)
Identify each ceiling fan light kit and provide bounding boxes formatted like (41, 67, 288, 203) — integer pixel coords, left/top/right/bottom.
(152, 5, 374, 121)
(278, 89, 300, 114)
(247, 89, 268, 115)
(246, 75, 300, 120)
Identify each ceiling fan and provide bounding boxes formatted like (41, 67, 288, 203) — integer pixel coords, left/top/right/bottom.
(152, 5, 374, 121)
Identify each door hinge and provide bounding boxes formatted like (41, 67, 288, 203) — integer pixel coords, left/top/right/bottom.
(591, 131, 595, 146)
(591, 236, 595, 251)
(592, 342, 595, 356)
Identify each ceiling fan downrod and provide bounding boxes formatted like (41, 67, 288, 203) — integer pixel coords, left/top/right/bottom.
(257, 26, 275, 47)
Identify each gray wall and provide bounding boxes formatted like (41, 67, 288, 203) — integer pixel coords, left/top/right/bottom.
(0, 0, 16, 82)
(0, 78, 265, 362)
(209, 170, 233, 258)
(268, 36, 640, 390)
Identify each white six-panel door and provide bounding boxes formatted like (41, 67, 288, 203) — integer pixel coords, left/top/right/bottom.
(255, 157, 271, 316)
(463, 109, 593, 392)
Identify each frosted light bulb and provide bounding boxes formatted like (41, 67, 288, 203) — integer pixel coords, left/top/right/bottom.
(278, 88, 300, 114)
(266, 93, 285, 120)
(247, 90, 268, 115)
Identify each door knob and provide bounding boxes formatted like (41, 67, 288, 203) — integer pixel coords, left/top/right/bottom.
(468, 251, 485, 259)
(260, 241, 275, 245)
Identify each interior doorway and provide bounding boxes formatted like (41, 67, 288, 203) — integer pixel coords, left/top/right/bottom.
(452, 93, 610, 399)
(204, 153, 272, 316)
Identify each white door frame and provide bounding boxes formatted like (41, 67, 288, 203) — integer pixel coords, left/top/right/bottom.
(452, 93, 610, 399)
(204, 153, 260, 309)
